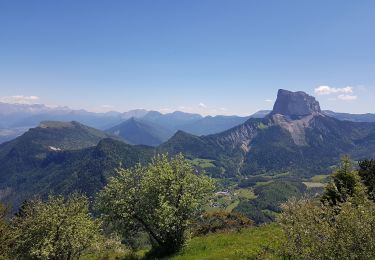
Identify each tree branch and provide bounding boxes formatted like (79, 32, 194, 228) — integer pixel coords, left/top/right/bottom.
(134, 215, 162, 245)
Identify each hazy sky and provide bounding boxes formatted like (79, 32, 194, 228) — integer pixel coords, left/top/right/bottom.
(0, 0, 374, 115)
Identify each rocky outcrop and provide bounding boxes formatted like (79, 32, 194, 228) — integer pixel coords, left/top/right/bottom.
(267, 89, 323, 145)
(215, 121, 260, 152)
(271, 114, 314, 146)
(271, 89, 321, 118)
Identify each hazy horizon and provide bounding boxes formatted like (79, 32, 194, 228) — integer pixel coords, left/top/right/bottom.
(1, 88, 374, 117)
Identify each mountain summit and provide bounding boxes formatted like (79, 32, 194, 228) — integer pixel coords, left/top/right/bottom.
(106, 117, 173, 146)
(161, 89, 375, 177)
(271, 89, 321, 118)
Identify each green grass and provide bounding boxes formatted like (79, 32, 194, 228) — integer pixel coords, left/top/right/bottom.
(310, 174, 330, 183)
(206, 188, 257, 213)
(303, 182, 326, 188)
(236, 188, 257, 199)
(257, 122, 269, 130)
(170, 224, 283, 260)
(190, 158, 215, 168)
(261, 209, 279, 219)
(225, 199, 240, 213)
(250, 172, 290, 179)
(81, 247, 139, 260)
(86, 224, 284, 260)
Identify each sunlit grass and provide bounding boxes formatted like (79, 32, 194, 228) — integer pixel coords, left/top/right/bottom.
(171, 224, 283, 260)
(310, 174, 330, 183)
(190, 158, 215, 168)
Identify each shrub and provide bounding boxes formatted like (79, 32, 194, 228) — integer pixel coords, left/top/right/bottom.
(279, 197, 375, 259)
(193, 211, 253, 236)
(358, 159, 375, 201)
(9, 194, 101, 259)
(96, 154, 215, 257)
(0, 203, 10, 259)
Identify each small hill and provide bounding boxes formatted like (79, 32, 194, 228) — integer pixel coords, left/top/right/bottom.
(0, 121, 152, 209)
(159, 130, 220, 159)
(0, 137, 154, 210)
(0, 120, 116, 157)
(106, 117, 174, 146)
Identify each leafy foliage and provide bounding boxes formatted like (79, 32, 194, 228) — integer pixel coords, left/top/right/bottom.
(0, 203, 10, 259)
(234, 180, 306, 224)
(358, 159, 375, 201)
(96, 154, 215, 256)
(279, 157, 375, 259)
(321, 156, 363, 206)
(9, 194, 101, 260)
(279, 197, 375, 259)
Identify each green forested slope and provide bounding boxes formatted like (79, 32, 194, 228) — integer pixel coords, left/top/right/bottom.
(0, 123, 154, 210)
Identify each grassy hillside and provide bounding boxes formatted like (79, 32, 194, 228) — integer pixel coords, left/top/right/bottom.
(172, 224, 283, 260)
(82, 224, 283, 260)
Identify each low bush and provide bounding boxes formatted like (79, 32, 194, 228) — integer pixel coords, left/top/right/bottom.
(193, 211, 253, 236)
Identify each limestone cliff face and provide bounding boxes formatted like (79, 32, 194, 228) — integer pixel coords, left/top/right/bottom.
(271, 89, 321, 118)
(214, 120, 261, 152)
(266, 89, 323, 145)
(270, 114, 313, 146)
(213, 90, 323, 150)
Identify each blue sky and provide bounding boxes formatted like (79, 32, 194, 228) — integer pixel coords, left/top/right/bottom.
(0, 0, 374, 115)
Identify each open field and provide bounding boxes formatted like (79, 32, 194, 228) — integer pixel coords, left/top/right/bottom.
(303, 181, 326, 188)
(171, 224, 283, 260)
(190, 158, 216, 168)
(310, 174, 330, 183)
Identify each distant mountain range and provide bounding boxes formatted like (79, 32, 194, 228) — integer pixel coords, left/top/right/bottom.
(322, 110, 375, 122)
(0, 103, 251, 146)
(2, 101, 375, 146)
(0, 102, 158, 128)
(1, 89, 375, 211)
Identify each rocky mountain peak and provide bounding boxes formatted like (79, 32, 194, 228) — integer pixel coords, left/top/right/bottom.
(270, 89, 321, 118)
